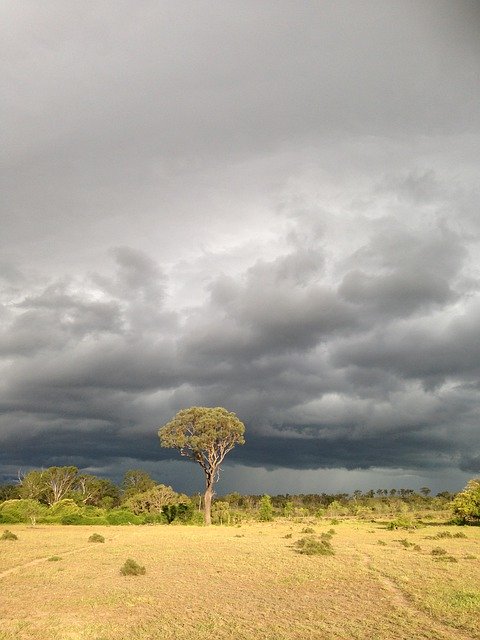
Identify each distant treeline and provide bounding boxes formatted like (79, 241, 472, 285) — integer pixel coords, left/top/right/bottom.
(0, 465, 465, 526)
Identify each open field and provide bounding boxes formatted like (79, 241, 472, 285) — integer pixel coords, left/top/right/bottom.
(0, 520, 479, 640)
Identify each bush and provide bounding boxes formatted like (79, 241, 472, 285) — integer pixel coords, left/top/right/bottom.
(1, 529, 18, 540)
(0, 499, 47, 524)
(105, 509, 145, 525)
(301, 527, 315, 534)
(258, 495, 273, 522)
(294, 535, 334, 556)
(88, 533, 105, 543)
(386, 516, 416, 530)
(431, 546, 448, 556)
(60, 514, 108, 525)
(452, 478, 480, 523)
(120, 558, 146, 576)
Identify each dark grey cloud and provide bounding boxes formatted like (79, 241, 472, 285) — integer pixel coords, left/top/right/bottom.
(1, 2, 479, 492)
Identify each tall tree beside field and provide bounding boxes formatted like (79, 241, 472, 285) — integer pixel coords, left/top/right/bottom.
(158, 406, 245, 525)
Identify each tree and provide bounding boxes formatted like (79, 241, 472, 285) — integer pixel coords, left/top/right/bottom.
(158, 406, 245, 525)
(18, 466, 79, 505)
(121, 469, 157, 502)
(258, 494, 273, 521)
(75, 475, 120, 507)
(452, 478, 480, 523)
(124, 484, 188, 517)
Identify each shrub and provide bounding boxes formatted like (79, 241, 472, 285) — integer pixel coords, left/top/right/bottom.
(60, 514, 108, 525)
(294, 535, 334, 556)
(431, 547, 448, 556)
(301, 527, 315, 534)
(386, 516, 416, 530)
(258, 495, 273, 522)
(120, 558, 146, 576)
(88, 533, 105, 543)
(1, 529, 18, 540)
(0, 499, 47, 524)
(452, 478, 480, 523)
(48, 556, 62, 561)
(106, 509, 145, 525)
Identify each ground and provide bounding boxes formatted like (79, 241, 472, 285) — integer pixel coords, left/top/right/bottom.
(0, 520, 479, 639)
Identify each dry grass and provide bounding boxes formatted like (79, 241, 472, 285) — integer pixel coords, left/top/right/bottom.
(0, 520, 478, 639)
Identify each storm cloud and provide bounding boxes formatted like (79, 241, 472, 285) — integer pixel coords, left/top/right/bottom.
(1, 1, 479, 493)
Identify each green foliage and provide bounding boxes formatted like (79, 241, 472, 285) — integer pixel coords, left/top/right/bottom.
(48, 556, 62, 561)
(258, 495, 273, 522)
(159, 406, 245, 456)
(1, 529, 18, 540)
(121, 470, 157, 501)
(386, 516, 416, 530)
(88, 533, 105, 543)
(124, 484, 188, 518)
(211, 501, 230, 525)
(105, 509, 145, 525)
(294, 535, 334, 556)
(120, 558, 146, 576)
(0, 499, 47, 524)
(452, 478, 480, 523)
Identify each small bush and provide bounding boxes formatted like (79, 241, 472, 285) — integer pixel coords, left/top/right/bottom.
(327, 528, 336, 535)
(330, 519, 339, 525)
(88, 533, 105, 543)
(1, 529, 17, 540)
(48, 556, 62, 562)
(434, 555, 458, 563)
(120, 558, 146, 576)
(301, 527, 315, 534)
(284, 533, 292, 539)
(386, 517, 416, 530)
(294, 536, 334, 556)
(377, 540, 387, 546)
(398, 538, 414, 548)
(413, 544, 422, 551)
(431, 546, 448, 556)
(453, 531, 467, 538)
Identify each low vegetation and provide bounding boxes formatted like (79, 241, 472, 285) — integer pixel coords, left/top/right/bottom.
(120, 558, 146, 576)
(0, 521, 478, 640)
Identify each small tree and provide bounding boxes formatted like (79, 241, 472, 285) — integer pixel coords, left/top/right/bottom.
(258, 495, 273, 521)
(452, 478, 480, 523)
(158, 406, 245, 525)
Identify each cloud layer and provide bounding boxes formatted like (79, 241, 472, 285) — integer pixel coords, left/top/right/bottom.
(1, 1, 479, 492)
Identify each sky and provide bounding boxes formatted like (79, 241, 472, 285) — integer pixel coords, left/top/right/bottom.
(1, 0, 480, 496)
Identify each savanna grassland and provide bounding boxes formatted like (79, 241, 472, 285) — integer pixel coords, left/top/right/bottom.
(0, 520, 479, 640)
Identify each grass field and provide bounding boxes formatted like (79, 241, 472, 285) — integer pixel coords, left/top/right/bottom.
(0, 520, 479, 640)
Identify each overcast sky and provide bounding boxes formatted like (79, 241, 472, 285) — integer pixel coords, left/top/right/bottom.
(1, 1, 479, 495)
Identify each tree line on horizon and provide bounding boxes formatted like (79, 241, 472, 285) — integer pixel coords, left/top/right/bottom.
(1, 406, 479, 525)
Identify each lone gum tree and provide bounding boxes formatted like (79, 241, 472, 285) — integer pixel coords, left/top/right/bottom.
(158, 406, 245, 525)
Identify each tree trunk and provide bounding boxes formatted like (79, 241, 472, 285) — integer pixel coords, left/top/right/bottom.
(204, 479, 214, 526)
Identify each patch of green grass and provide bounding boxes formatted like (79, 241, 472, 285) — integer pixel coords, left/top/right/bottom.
(447, 590, 480, 611)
